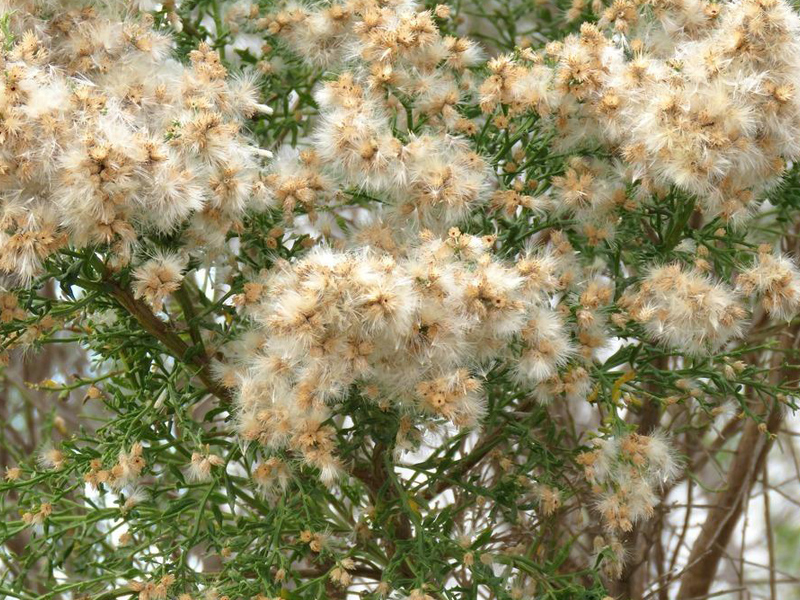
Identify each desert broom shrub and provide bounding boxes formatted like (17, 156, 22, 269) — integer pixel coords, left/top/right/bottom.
(2, 0, 800, 599)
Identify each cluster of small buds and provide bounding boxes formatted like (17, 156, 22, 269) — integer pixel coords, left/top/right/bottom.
(592, 534, 628, 580)
(489, 183, 547, 217)
(187, 449, 225, 482)
(129, 574, 175, 600)
(84, 443, 146, 490)
(329, 558, 356, 588)
(550, 157, 628, 243)
(532, 484, 562, 516)
(15, 313, 58, 348)
(0, 291, 25, 323)
(0, 4, 270, 283)
(578, 432, 680, 534)
(221, 0, 262, 38)
(263, 149, 329, 223)
(37, 447, 66, 471)
(415, 369, 484, 426)
(233, 282, 267, 313)
(299, 529, 328, 553)
(22, 501, 52, 527)
(532, 364, 593, 404)
(0, 289, 61, 353)
(459, 538, 495, 567)
(230, 232, 581, 482)
(404, 589, 436, 600)
(722, 358, 748, 381)
(252, 457, 291, 496)
(131, 252, 188, 312)
(737, 245, 800, 321)
(517, 307, 575, 384)
(575, 279, 614, 355)
(619, 264, 746, 354)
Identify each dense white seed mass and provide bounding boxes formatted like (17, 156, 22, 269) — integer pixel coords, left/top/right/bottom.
(738, 247, 800, 320)
(0, 2, 268, 282)
(620, 264, 747, 354)
(230, 233, 575, 480)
